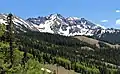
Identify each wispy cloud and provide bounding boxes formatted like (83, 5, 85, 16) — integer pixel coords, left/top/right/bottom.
(100, 20, 108, 23)
(116, 10, 120, 13)
(116, 19, 120, 25)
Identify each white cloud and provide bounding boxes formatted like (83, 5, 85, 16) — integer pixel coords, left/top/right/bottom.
(116, 10, 120, 13)
(116, 19, 120, 25)
(100, 20, 108, 23)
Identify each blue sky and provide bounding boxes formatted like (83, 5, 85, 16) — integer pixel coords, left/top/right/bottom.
(1, 0, 120, 28)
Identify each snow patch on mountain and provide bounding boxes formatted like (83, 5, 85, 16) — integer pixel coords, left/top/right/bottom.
(67, 17, 80, 20)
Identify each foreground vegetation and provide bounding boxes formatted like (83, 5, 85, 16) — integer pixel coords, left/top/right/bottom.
(0, 23, 120, 74)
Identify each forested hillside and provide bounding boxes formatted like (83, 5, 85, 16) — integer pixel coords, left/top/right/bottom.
(0, 24, 51, 74)
(0, 23, 120, 74)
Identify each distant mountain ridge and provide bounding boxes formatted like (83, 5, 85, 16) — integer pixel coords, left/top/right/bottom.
(26, 14, 105, 36)
(0, 13, 120, 44)
(26, 14, 120, 36)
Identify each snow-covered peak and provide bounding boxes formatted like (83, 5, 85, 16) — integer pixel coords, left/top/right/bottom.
(48, 13, 64, 20)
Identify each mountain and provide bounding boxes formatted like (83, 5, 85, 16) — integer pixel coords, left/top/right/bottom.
(0, 13, 120, 44)
(26, 14, 120, 36)
(26, 14, 105, 36)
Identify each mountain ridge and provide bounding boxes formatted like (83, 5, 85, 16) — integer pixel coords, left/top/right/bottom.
(0, 13, 120, 44)
(26, 13, 120, 36)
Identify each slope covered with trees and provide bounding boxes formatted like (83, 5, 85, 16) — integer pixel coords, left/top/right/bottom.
(0, 24, 50, 74)
(15, 29, 120, 74)
(0, 21, 120, 74)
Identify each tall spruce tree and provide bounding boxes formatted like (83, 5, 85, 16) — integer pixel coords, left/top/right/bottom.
(7, 13, 14, 67)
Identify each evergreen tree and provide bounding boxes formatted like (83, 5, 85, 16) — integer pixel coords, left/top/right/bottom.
(7, 13, 14, 67)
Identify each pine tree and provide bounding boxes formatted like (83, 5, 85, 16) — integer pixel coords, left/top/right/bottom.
(7, 13, 14, 68)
